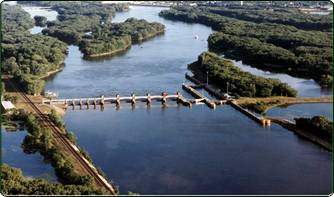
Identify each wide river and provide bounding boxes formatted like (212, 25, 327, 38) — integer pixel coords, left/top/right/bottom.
(15, 5, 333, 195)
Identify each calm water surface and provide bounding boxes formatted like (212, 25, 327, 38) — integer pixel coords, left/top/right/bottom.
(64, 105, 331, 195)
(2, 128, 57, 182)
(17, 5, 333, 195)
(266, 103, 333, 121)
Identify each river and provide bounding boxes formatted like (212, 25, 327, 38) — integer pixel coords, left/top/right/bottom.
(16, 5, 333, 195)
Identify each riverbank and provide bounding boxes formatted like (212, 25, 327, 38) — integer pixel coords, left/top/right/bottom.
(84, 44, 132, 58)
(39, 65, 64, 80)
(269, 118, 332, 151)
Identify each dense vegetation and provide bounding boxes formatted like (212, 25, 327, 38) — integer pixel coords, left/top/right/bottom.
(19, 1, 164, 58)
(159, 7, 333, 88)
(1, 4, 34, 33)
(5, 109, 108, 194)
(189, 52, 297, 97)
(18, 1, 130, 45)
(42, 14, 102, 44)
(2, 4, 68, 95)
(203, 7, 332, 31)
(79, 18, 165, 57)
(2, 2, 132, 95)
(3, 33, 68, 95)
(34, 15, 47, 27)
(48, 109, 65, 129)
(2, 164, 104, 195)
(295, 116, 332, 143)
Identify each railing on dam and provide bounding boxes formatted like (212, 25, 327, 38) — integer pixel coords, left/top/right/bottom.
(43, 92, 192, 107)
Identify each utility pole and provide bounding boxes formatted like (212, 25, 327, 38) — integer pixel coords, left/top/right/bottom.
(206, 71, 209, 85)
(226, 82, 229, 94)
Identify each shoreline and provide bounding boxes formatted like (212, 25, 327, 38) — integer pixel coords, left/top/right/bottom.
(39, 65, 64, 80)
(85, 44, 132, 58)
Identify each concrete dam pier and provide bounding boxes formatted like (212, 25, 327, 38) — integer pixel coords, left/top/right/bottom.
(43, 92, 193, 108)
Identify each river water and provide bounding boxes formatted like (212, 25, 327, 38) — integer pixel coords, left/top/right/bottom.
(2, 128, 57, 182)
(15, 5, 333, 195)
(266, 103, 333, 121)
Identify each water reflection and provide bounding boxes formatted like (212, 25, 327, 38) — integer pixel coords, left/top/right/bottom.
(64, 105, 332, 195)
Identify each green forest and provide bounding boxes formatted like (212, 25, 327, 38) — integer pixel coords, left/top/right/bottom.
(159, 7, 333, 88)
(79, 18, 165, 57)
(189, 52, 297, 97)
(2, 164, 104, 195)
(1, 4, 34, 33)
(203, 7, 332, 31)
(2, 4, 68, 95)
(36, 1, 129, 44)
(18, 1, 164, 58)
(295, 116, 332, 143)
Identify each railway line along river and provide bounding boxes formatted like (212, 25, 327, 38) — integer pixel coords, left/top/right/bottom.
(18, 5, 332, 195)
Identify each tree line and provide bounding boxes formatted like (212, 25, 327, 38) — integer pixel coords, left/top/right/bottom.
(203, 7, 332, 31)
(295, 116, 332, 143)
(2, 4, 68, 95)
(189, 52, 297, 98)
(159, 7, 332, 88)
(2, 164, 104, 195)
(19, 1, 129, 45)
(79, 18, 165, 57)
(19, 1, 164, 58)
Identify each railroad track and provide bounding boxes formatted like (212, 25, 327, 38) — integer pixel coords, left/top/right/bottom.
(7, 79, 116, 195)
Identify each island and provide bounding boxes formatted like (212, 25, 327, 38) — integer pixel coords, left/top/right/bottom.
(79, 18, 165, 58)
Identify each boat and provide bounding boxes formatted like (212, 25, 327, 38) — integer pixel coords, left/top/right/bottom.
(44, 91, 58, 98)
